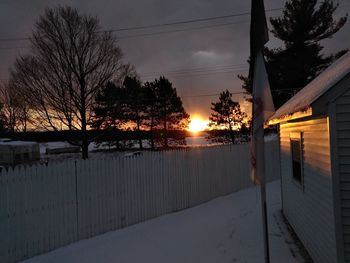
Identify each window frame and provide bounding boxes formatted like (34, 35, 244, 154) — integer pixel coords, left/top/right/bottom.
(290, 132, 304, 188)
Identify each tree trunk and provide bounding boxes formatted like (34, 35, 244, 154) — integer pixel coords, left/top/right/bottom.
(229, 124, 235, 144)
(81, 137, 89, 159)
(23, 117, 27, 133)
(150, 139, 154, 149)
(136, 103, 143, 150)
(80, 79, 89, 159)
(81, 115, 89, 159)
(139, 138, 143, 149)
(163, 100, 168, 148)
(68, 118, 73, 131)
(137, 120, 143, 150)
(163, 126, 168, 148)
(116, 138, 120, 150)
(150, 114, 155, 150)
(22, 109, 27, 133)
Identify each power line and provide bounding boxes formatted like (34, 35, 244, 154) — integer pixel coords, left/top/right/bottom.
(103, 7, 282, 33)
(0, 21, 249, 45)
(0, 20, 248, 50)
(0, 7, 284, 43)
(139, 63, 248, 74)
(1, 64, 249, 83)
(114, 20, 249, 40)
(1, 3, 349, 46)
(0, 46, 29, 51)
(0, 37, 29, 42)
(0, 74, 305, 99)
(181, 92, 245, 99)
(1, 68, 249, 81)
(0, 20, 253, 50)
(0, 20, 251, 51)
(1, 63, 249, 81)
(140, 68, 248, 80)
(2, 3, 349, 50)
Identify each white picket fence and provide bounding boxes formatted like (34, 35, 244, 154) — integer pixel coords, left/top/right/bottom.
(0, 140, 280, 263)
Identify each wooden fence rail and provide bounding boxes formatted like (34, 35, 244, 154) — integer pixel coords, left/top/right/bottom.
(0, 140, 280, 263)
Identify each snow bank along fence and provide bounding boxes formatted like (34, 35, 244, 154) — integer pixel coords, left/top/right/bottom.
(0, 140, 280, 263)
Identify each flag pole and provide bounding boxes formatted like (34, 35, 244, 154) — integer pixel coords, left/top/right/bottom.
(251, 90, 270, 263)
(260, 169, 270, 263)
(249, 0, 274, 262)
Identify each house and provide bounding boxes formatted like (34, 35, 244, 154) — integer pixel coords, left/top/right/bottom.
(269, 52, 350, 263)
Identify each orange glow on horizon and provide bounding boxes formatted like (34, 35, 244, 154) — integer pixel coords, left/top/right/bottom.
(188, 117, 209, 133)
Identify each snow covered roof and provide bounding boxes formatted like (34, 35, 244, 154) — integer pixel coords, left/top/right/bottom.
(269, 51, 350, 122)
(0, 141, 38, 146)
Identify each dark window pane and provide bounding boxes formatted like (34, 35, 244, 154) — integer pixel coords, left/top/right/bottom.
(291, 139, 302, 183)
(292, 160, 302, 182)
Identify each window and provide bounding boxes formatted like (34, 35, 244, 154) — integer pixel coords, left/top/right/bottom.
(290, 133, 303, 185)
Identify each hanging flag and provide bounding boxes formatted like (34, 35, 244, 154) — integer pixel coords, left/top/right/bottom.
(249, 1, 275, 262)
(250, 51, 275, 184)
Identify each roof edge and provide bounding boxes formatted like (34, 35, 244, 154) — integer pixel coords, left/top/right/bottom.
(269, 107, 312, 125)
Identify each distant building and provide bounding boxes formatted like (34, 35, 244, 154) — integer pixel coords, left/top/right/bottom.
(269, 52, 350, 263)
(0, 140, 40, 166)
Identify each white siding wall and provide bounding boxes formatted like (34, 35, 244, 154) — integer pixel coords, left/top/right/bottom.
(280, 118, 337, 263)
(335, 88, 350, 261)
(0, 142, 280, 263)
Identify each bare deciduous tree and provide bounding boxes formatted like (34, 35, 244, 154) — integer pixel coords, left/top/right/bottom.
(11, 6, 125, 158)
(0, 81, 29, 133)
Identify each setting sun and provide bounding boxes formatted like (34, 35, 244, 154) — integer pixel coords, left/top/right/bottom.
(188, 117, 209, 133)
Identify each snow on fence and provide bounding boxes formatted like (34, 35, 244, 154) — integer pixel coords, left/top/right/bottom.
(0, 140, 280, 263)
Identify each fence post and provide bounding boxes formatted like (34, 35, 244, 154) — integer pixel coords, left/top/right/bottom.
(74, 160, 79, 241)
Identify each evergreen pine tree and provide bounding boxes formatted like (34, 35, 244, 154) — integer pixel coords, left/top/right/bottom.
(240, 0, 347, 108)
(208, 90, 247, 144)
(123, 77, 148, 149)
(147, 76, 189, 148)
(92, 82, 126, 149)
(142, 81, 159, 150)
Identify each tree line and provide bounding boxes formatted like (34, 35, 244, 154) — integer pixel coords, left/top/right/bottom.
(0, 0, 347, 158)
(0, 6, 247, 158)
(0, 7, 187, 157)
(92, 76, 189, 150)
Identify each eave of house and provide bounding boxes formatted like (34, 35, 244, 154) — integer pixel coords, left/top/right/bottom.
(268, 107, 313, 125)
(267, 52, 350, 126)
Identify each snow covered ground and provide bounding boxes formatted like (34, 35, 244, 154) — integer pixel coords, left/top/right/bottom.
(37, 138, 216, 161)
(22, 181, 306, 263)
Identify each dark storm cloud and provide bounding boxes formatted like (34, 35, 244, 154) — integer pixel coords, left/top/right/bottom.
(0, 0, 349, 117)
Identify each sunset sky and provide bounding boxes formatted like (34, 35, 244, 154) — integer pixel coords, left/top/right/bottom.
(0, 0, 349, 120)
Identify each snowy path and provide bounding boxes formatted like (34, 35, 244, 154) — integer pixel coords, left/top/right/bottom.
(22, 181, 304, 263)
